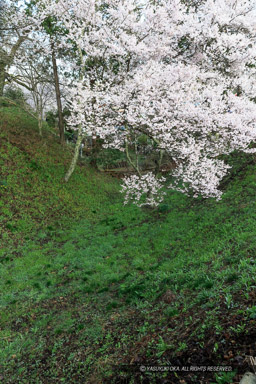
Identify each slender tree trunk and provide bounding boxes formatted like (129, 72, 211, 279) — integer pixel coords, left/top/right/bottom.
(51, 42, 65, 145)
(64, 42, 85, 182)
(38, 102, 43, 137)
(0, 66, 5, 97)
(32, 93, 41, 136)
(0, 57, 9, 97)
(155, 149, 164, 174)
(36, 102, 42, 136)
(125, 139, 141, 176)
(0, 36, 27, 97)
(38, 115, 42, 136)
(64, 125, 83, 182)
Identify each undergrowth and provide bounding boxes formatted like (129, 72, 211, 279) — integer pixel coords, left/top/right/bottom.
(0, 102, 256, 384)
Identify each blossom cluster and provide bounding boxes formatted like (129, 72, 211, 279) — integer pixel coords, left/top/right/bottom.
(121, 173, 166, 207)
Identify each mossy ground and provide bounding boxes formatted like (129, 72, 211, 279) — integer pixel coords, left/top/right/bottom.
(0, 101, 256, 383)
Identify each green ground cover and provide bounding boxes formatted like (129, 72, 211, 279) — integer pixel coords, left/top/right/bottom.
(0, 102, 256, 383)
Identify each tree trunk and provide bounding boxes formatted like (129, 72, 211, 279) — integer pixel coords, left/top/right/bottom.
(64, 41, 86, 182)
(0, 35, 27, 96)
(38, 103, 43, 137)
(38, 116, 42, 136)
(64, 125, 83, 182)
(51, 42, 65, 145)
(0, 56, 9, 97)
(0, 64, 5, 97)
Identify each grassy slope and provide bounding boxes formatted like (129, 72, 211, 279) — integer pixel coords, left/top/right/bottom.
(0, 102, 256, 384)
(0, 101, 118, 245)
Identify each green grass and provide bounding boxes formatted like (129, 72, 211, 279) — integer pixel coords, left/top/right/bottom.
(0, 102, 256, 383)
(0, 101, 118, 247)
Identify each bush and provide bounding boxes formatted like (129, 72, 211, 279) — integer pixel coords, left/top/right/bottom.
(45, 110, 58, 128)
(3, 86, 27, 106)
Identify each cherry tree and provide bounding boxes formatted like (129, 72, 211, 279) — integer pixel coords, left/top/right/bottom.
(36, 0, 256, 206)
(0, 1, 37, 96)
